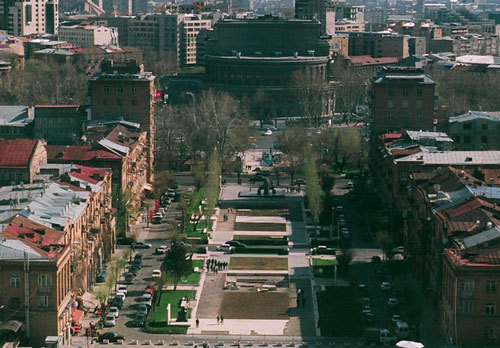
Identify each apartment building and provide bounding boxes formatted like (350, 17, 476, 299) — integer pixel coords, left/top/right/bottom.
(33, 105, 87, 145)
(58, 24, 118, 48)
(295, 0, 336, 34)
(0, 0, 58, 36)
(181, 15, 211, 66)
(448, 111, 500, 151)
(0, 139, 47, 186)
(0, 105, 34, 139)
(345, 32, 409, 59)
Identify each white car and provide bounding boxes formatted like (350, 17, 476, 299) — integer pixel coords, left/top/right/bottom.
(152, 269, 162, 278)
(387, 298, 399, 307)
(156, 245, 169, 254)
(262, 129, 273, 136)
(380, 282, 392, 291)
(117, 284, 128, 296)
(216, 244, 231, 252)
(109, 306, 119, 318)
(141, 293, 153, 307)
(115, 292, 126, 302)
(104, 315, 116, 327)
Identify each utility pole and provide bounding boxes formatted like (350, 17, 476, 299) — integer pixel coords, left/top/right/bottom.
(24, 251, 30, 339)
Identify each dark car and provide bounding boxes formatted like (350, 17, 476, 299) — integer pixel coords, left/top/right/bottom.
(133, 242, 152, 249)
(226, 240, 246, 247)
(96, 270, 107, 283)
(133, 313, 146, 327)
(250, 175, 266, 183)
(128, 266, 139, 276)
(111, 297, 123, 309)
(134, 253, 143, 261)
(116, 237, 135, 246)
(98, 332, 124, 343)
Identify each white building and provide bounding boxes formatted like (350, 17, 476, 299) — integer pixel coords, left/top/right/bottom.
(58, 24, 118, 48)
(0, 0, 58, 36)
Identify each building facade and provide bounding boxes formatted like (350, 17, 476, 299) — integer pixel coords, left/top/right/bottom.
(371, 67, 435, 133)
(295, 0, 336, 35)
(448, 111, 500, 151)
(33, 105, 87, 145)
(0, 105, 33, 138)
(345, 31, 410, 59)
(58, 24, 118, 48)
(0, 139, 47, 186)
(0, 0, 58, 36)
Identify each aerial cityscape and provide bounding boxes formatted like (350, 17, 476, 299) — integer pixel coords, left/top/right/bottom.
(0, 0, 499, 348)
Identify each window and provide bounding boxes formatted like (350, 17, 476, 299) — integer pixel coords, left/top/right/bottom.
(464, 136, 472, 144)
(402, 100, 409, 109)
(103, 86, 109, 94)
(10, 275, 20, 287)
(388, 88, 394, 97)
(460, 300, 473, 314)
(38, 274, 52, 286)
(416, 101, 424, 109)
(485, 304, 496, 316)
(117, 99, 123, 106)
(9, 297, 21, 309)
(402, 114, 408, 121)
(387, 114, 393, 120)
(402, 87, 409, 96)
(460, 282, 474, 292)
(486, 280, 497, 294)
(482, 124, 488, 130)
(131, 99, 137, 106)
(481, 136, 488, 144)
(388, 100, 394, 109)
(131, 87, 137, 94)
(463, 123, 472, 130)
(454, 135, 461, 143)
(102, 99, 108, 106)
(485, 325, 496, 339)
(117, 87, 124, 93)
(416, 115, 423, 121)
(417, 88, 423, 96)
(38, 294, 50, 308)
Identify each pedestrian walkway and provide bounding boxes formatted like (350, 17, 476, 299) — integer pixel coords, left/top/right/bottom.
(188, 318, 288, 335)
(195, 272, 226, 319)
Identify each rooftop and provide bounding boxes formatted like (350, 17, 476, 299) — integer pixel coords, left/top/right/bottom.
(395, 151, 500, 165)
(37, 164, 110, 192)
(347, 56, 399, 66)
(449, 110, 500, 123)
(0, 139, 39, 169)
(405, 130, 453, 143)
(0, 105, 33, 127)
(46, 145, 121, 162)
(371, 66, 435, 85)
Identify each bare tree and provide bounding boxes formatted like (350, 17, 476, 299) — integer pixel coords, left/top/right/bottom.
(290, 70, 327, 126)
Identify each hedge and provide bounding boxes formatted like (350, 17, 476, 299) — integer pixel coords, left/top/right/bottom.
(233, 237, 288, 246)
(231, 247, 288, 255)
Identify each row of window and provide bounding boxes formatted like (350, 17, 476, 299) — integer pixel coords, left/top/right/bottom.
(461, 280, 497, 293)
(101, 111, 137, 119)
(454, 135, 488, 145)
(103, 86, 137, 94)
(462, 123, 500, 131)
(10, 274, 52, 287)
(460, 300, 497, 316)
(388, 87, 423, 97)
(103, 99, 137, 106)
(9, 294, 50, 309)
(0, 172, 25, 181)
(386, 114, 424, 121)
(387, 100, 424, 109)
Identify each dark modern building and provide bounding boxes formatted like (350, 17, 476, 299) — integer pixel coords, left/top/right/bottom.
(33, 105, 87, 145)
(294, 0, 335, 35)
(370, 67, 435, 133)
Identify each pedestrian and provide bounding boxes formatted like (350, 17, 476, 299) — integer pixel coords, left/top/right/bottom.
(196, 318, 199, 328)
(220, 315, 224, 324)
(216, 315, 220, 324)
(215, 267, 218, 274)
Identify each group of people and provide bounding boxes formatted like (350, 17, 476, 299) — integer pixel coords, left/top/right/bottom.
(206, 258, 227, 273)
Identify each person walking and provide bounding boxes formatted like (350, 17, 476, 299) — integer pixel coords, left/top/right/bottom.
(196, 318, 199, 328)
(216, 316, 220, 324)
(220, 315, 224, 324)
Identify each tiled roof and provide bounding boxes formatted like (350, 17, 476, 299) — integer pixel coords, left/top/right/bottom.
(3, 216, 65, 246)
(391, 146, 421, 157)
(70, 165, 110, 186)
(0, 139, 38, 168)
(381, 133, 403, 141)
(46, 145, 121, 161)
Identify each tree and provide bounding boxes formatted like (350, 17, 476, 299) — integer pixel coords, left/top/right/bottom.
(154, 171, 176, 199)
(112, 189, 128, 237)
(142, 51, 178, 76)
(376, 230, 394, 260)
(205, 151, 221, 226)
(290, 70, 327, 126)
(278, 127, 308, 184)
(304, 149, 323, 226)
(162, 241, 192, 290)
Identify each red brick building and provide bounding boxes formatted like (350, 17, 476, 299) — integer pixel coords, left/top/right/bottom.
(0, 139, 47, 186)
(370, 67, 435, 133)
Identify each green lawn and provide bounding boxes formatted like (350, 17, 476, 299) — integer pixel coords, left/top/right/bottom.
(312, 258, 339, 266)
(151, 290, 196, 322)
(317, 286, 363, 337)
(167, 260, 203, 286)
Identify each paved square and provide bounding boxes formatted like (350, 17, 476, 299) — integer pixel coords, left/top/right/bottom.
(220, 292, 290, 319)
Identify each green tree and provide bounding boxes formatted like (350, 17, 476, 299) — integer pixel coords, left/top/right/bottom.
(154, 171, 176, 199)
(162, 241, 192, 290)
(112, 189, 127, 237)
(205, 151, 221, 227)
(278, 127, 308, 184)
(304, 149, 323, 226)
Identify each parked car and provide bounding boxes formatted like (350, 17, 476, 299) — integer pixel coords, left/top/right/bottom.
(133, 242, 152, 249)
(137, 304, 149, 316)
(392, 246, 405, 254)
(104, 315, 116, 327)
(108, 306, 119, 318)
(346, 181, 354, 189)
(127, 266, 139, 276)
(98, 332, 124, 343)
(261, 129, 273, 136)
(117, 284, 128, 295)
(116, 290, 126, 300)
(387, 298, 399, 308)
(111, 297, 123, 309)
(225, 240, 246, 247)
(341, 227, 351, 239)
(133, 313, 146, 327)
(123, 272, 135, 284)
(392, 314, 402, 324)
(96, 270, 107, 283)
(155, 245, 169, 254)
(140, 293, 153, 307)
(216, 244, 231, 252)
(380, 282, 392, 291)
(152, 269, 162, 278)
(255, 169, 271, 176)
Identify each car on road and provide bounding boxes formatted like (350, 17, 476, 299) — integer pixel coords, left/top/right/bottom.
(98, 332, 124, 343)
(380, 282, 392, 291)
(392, 314, 402, 324)
(295, 179, 306, 185)
(254, 169, 271, 176)
(155, 245, 169, 254)
(387, 298, 399, 308)
(104, 315, 116, 327)
(127, 266, 139, 276)
(137, 304, 149, 316)
(123, 272, 135, 284)
(140, 294, 153, 308)
(133, 313, 146, 327)
(341, 227, 351, 239)
(261, 129, 273, 136)
(133, 242, 152, 249)
(116, 290, 126, 300)
(216, 244, 232, 252)
(108, 306, 119, 318)
(225, 240, 246, 247)
(152, 269, 162, 278)
(250, 174, 266, 183)
(117, 284, 128, 295)
(392, 246, 405, 254)
(111, 296, 123, 309)
(96, 270, 107, 283)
